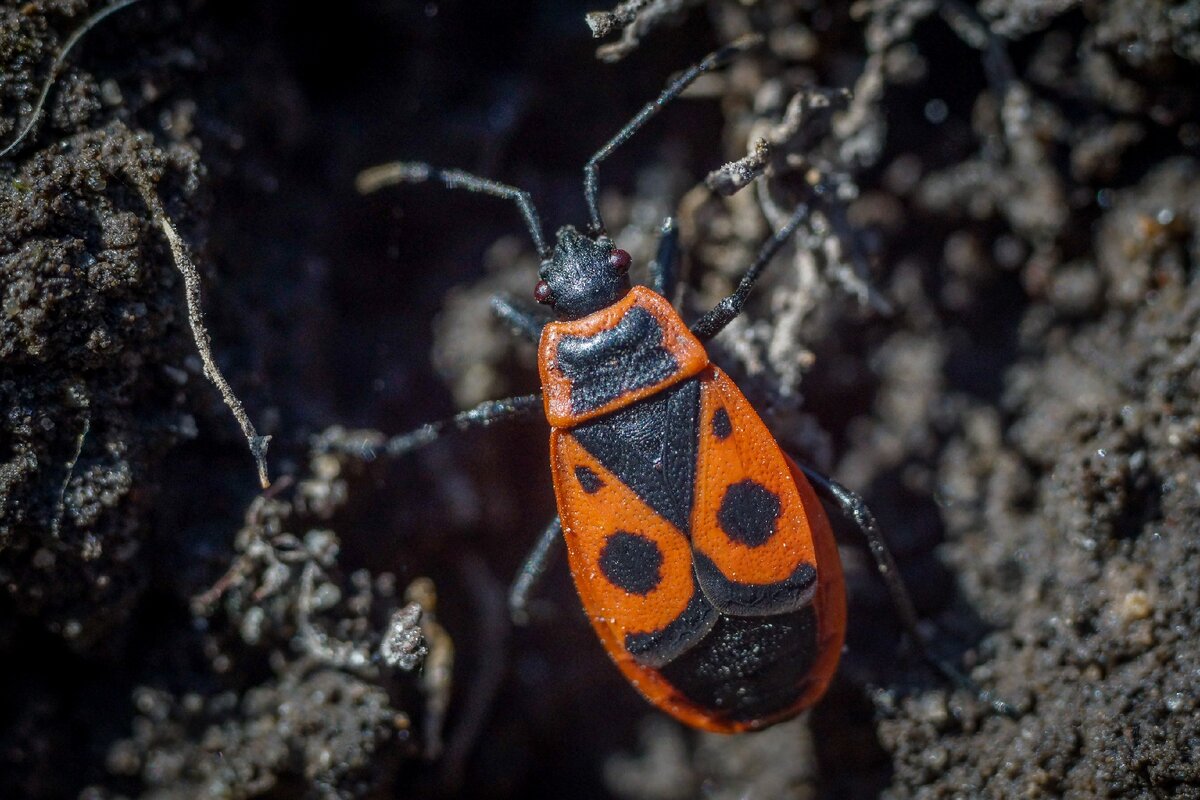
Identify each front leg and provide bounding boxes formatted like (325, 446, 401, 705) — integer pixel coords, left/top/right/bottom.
(491, 294, 549, 344)
(648, 217, 681, 301)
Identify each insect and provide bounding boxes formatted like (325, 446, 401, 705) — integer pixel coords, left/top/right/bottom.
(341, 37, 1011, 733)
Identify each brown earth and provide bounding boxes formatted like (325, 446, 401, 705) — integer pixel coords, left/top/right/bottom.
(2, 0, 1198, 798)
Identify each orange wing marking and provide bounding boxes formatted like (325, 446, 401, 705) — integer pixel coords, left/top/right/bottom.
(551, 431, 716, 667)
(689, 368, 819, 616)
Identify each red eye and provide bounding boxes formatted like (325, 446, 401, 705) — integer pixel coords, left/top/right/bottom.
(609, 249, 631, 273)
(534, 280, 554, 304)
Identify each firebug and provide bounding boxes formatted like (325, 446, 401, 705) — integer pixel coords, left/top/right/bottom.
(336, 36, 1012, 733)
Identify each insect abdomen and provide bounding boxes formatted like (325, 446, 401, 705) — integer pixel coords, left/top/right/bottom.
(658, 607, 820, 725)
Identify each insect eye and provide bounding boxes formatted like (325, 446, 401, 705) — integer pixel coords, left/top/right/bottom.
(609, 249, 631, 274)
(534, 280, 554, 305)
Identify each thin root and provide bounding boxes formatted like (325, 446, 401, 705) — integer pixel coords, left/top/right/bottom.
(0, 0, 148, 159)
(51, 414, 91, 538)
(134, 183, 271, 489)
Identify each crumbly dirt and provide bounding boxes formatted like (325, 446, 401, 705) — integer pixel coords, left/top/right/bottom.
(2, 0, 1199, 798)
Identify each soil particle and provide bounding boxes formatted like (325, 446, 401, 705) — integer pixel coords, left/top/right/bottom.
(1, 1, 206, 648)
(4, 0, 1200, 797)
(892, 157, 1200, 798)
(95, 668, 401, 799)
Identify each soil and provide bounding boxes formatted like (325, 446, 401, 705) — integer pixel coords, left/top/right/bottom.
(2, 0, 1199, 798)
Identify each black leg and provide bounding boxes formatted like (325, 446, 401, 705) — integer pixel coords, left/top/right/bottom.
(508, 516, 563, 625)
(490, 294, 548, 344)
(690, 200, 812, 342)
(648, 217, 681, 301)
(356, 161, 550, 258)
(583, 34, 762, 234)
(315, 394, 543, 461)
(797, 463, 1018, 717)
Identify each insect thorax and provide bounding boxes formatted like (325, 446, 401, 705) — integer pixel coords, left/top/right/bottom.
(538, 286, 709, 428)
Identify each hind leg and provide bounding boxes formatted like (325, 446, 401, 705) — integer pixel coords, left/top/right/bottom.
(508, 517, 562, 625)
(795, 462, 1017, 716)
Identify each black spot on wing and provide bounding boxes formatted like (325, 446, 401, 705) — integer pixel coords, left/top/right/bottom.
(658, 607, 818, 723)
(599, 531, 663, 595)
(718, 480, 781, 548)
(693, 552, 817, 616)
(557, 306, 679, 413)
(711, 407, 732, 440)
(571, 379, 700, 532)
(575, 465, 604, 493)
(624, 588, 717, 668)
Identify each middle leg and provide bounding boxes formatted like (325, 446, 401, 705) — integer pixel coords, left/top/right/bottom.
(314, 394, 544, 462)
(690, 199, 813, 342)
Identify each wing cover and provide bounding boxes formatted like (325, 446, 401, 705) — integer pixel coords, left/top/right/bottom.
(689, 368, 819, 615)
(570, 379, 700, 534)
(551, 432, 717, 668)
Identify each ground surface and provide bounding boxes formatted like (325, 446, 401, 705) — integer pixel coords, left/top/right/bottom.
(2, 0, 1199, 798)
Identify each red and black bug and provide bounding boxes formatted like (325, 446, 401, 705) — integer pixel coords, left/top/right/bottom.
(341, 37, 1011, 733)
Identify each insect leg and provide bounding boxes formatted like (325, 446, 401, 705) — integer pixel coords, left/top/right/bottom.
(648, 217, 681, 301)
(690, 200, 812, 342)
(583, 34, 762, 235)
(315, 394, 543, 462)
(356, 162, 549, 258)
(490, 295, 548, 344)
(796, 463, 1018, 717)
(508, 516, 563, 625)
